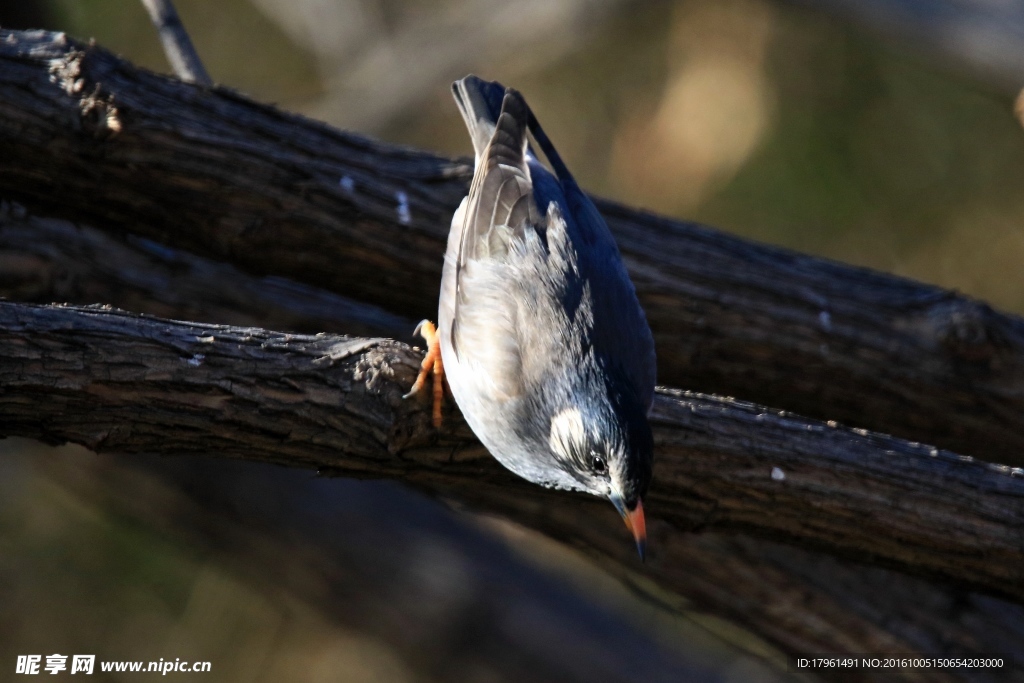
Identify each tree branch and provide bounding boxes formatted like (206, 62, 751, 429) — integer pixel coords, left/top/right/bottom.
(2, 29, 1023, 465)
(0, 201, 412, 338)
(49, 448, 1024, 680)
(3, 26, 1024, 675)
(0, 301, 1020, 606)
(5, 204, 1024, 669)
(34, 447, 733, 683)
(139, 0, 211, 86)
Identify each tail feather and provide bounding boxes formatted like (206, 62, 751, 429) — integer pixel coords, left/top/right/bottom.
(524, 102, 573, 185)
(452, 75, 508, 161)
(453, 74, 576, 182)
(457, 84, 538, 264)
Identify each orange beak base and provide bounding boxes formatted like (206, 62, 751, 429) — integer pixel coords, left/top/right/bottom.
(612, 496, 647, 561)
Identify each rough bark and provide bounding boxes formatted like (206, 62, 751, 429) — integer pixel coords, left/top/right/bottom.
(3, 203, 1023, 678)
(2, 29, 1024, 465)
(0, 201, 413, 338)
(0, 301, 1020, 604)
(2, 299, 1024, 680)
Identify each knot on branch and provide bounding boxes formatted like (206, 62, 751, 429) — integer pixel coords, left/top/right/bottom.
(923, 297, 1023, 367)
(343, 339, 441, 453)
(48, 45, 121, 139)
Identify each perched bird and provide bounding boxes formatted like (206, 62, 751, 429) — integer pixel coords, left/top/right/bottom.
(406, 75, 656, 559)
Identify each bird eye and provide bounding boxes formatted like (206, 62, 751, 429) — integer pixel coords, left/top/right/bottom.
(591, 454, 606, 474)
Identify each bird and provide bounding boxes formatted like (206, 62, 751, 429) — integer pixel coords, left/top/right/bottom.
(405, 75, 656, 559)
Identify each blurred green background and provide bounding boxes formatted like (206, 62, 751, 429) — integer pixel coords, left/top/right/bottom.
(2, 1, 1023, 681)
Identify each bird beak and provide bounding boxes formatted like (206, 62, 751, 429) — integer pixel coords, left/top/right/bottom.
(610, 494, 647, 561)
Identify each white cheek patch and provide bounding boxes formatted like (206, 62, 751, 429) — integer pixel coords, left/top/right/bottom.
(549, 408, 587, 458)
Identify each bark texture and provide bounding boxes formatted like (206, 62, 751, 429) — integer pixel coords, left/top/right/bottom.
(0, 202, 413, 338)
(2, 28, 1024, 679)
(1, 29, 1024, 465)
(0, 301, 1020, 602)
(2, 300, 1023, 680)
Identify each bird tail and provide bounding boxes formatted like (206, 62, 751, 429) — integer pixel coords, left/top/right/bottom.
(451, 76, 537, 265)
(453, 75, 576, 187)
(452, 75, 509, 161)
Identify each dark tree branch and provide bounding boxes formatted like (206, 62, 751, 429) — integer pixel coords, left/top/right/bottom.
(0, 301, 1020, 605)
(2, 27, 1023, 678)
(50, 450, 1024, 682)
(4, 298, 1024, 676)
(139, 0, 211, 86)
(4, 204, 1023, 674)
(2, 29, 1023, 465)
(37, 449, 730, 683)
(0, 201, 412, 338)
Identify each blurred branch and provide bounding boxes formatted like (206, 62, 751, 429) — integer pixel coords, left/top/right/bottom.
(287, 0, 623, 132)
(40, 450, 733, 683)
(2, 29, 1024, 466)
(0, 202, 412, 338)
(0, 301, 1020, 606)
(6, 204, 1024, 672)
(139, 0, 211, 86)
(1, 25, 1022, 678)
(54, 451, 1024, 680)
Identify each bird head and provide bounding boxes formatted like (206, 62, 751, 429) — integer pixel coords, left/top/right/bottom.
(545, 378, 653, 559)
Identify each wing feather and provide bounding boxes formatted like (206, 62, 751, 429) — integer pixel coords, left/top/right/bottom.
(450, 87, 542, 363)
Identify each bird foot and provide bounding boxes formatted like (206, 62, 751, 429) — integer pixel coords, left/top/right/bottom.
(403, 319, 445, 428)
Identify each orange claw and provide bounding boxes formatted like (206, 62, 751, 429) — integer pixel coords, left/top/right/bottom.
(403, 320, 445, 428)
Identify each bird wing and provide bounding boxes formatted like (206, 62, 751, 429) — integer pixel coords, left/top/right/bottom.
(456, 87, 540, 271)
(448, 80, 541, 353)
(527, 114, 658, 411)
(564, 181, 657, 410)
(442, 78, 543, 400)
